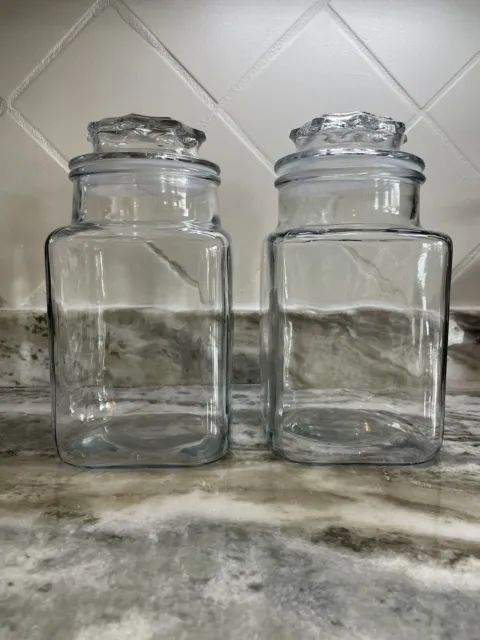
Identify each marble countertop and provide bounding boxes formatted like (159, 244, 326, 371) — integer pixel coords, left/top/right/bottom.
(1, 387, 480, 640)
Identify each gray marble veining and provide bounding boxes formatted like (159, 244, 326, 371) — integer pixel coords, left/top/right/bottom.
(1, 387, 480, 639)
(0, 311, 50, 387)
(0, 308, 479, 389)
(0, 310, 261, 387)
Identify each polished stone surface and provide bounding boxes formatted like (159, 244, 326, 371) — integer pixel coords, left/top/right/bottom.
(0, 310, 260, 387)
(0, 308, 479, 388)
(1, 387, 480, 639)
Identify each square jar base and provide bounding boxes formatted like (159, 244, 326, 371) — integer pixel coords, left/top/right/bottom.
(270, 406, 442, 466)
(55, 412, 229, 468)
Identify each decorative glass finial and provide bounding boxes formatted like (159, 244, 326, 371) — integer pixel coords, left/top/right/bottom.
(289, 111, 407, 151)
(87, 114, 206, 155)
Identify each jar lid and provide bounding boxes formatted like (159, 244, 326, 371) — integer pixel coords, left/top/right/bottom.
(290, 111, 406, 151)
(275, 111, 424, 177)
(87, 114, 206, 154)
(69, 113, 219, 178)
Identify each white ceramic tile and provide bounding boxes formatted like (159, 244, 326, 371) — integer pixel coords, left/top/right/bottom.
(15, 7, 212, 159)
(202, 117, 277, 308)
(0, 0, 95, 97)
(428, 57, 480, 172)
(124, 0, 316, 101)
(3, 0, 480, 308)
(225, 9, 415, 164)
(0, 112, 71, 307)
(450, 252, 480, 308)
(331, 0, 480, 107)
(404, 118, 480, 268)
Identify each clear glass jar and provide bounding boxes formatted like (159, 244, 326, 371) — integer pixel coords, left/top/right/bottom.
(46, 114, 231, 468)
(261, 112, 452, 465)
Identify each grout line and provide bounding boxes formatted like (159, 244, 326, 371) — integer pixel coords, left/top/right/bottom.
(424, 112, 480, 178)
(1, 0, 478, 304)
(211, 0, 327, 114)
(2, 0, 480, 231)
(452, 244, 480, 280)
(7, 104, 69, 171)
(327, 0, 480, 172)
(327, 4, 480, 181)
(408, 112, 480, 182)
(422, 49, 480, 112)
(6, 0, 108, 105)
(112, 0, 275, 172)
(411, 112, 480, 276)
(328, 1, 480, 127)
(327, 2, 480, 278)
(326, 4, 421, 112)
(405, 113, 422, 132)
(213, 111, 276, 174)
(112, 0, 217, 110)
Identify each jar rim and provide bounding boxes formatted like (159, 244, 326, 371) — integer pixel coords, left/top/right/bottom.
(274, 147, 425, 175)
(68, 151, 220, 181)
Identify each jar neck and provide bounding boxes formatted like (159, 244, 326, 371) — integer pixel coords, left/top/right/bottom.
(277, 176, 421, 229)
(71, 170, 220, 225)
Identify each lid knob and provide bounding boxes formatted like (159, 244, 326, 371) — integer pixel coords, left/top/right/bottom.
(289, 111, 407, 151)
(87, 113, 206, 155)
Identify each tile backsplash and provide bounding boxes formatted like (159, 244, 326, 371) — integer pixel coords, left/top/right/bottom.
(1, 0, 480, 309)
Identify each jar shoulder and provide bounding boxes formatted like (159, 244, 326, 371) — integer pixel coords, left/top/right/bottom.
(267, 226, 452, 248)
(46, 223, 231, 248)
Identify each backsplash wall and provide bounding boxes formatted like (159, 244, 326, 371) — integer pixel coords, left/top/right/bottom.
(1, 0, 480, 309)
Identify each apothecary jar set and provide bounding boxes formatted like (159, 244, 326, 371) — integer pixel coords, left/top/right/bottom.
(45, 111, 452, 469)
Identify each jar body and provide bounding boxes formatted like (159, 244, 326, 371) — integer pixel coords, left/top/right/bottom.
(47, 195, 231, 468)
(262, 198, 452, 465)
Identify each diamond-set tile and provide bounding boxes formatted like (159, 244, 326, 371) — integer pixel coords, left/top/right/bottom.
(203, 117, 277, 307)
(2, 0, 480, 308)
(15, 7, 212, 159)
(0, 112, 71, 307)
(0, 0, 95, 97)
(225, 9, 415, 163)
(12, 4, 278, 306)
(124, 0, 317, 101)
(405, 118, 480, 268)
(429, 57, 480, 172)
(331, 0, 480, 107)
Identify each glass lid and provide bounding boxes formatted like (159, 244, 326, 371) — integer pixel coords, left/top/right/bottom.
(275, 111, 425, 176)
(69, 113, 219, 177)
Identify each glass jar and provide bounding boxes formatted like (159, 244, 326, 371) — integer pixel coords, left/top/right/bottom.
(46, 114, 231, 468)
(261, 112, 452, 465)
